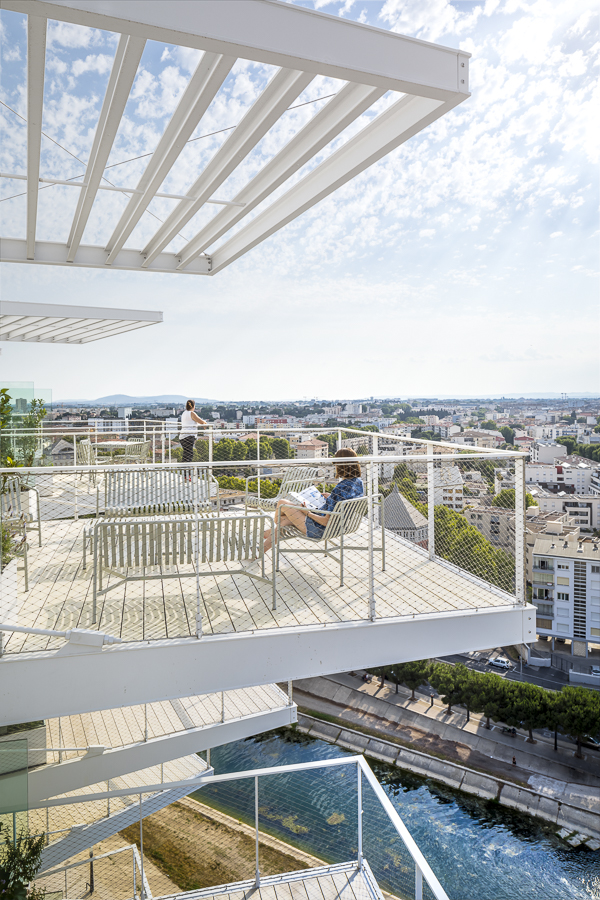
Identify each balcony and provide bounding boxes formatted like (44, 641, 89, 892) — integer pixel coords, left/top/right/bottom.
(1, 431, 533, 722)
(18, 755, 449, 900)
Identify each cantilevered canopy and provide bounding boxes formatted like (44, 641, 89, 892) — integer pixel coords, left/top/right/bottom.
(0, 300, 162, 343)
(0, 0, 470, 277)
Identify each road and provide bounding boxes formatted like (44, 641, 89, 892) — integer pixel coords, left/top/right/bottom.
(438, 651, 600, 693)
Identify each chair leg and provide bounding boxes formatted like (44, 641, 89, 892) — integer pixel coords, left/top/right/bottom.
(22, 547, 29, 592)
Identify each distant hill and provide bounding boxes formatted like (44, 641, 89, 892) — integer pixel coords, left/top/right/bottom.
(58, 394, 216, 405)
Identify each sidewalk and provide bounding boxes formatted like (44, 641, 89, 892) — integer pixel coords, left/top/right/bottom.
(292, 672, 600, 798)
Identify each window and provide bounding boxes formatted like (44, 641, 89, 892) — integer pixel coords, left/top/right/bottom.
(557, 592, 569, 601)
(591, 628, 600, 637)
(535, 603, 553, 616)
(592, 566, 600, 574)
(536, 618, 552, 630)
(557, 623, 569, 633)
(556, 606, 569, 618)
(557, 564, 569, 570)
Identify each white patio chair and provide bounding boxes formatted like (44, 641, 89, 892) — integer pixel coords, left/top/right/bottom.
(75, 438, 97, 482)
(96, 467, 220, 517)
(1, 475, 41, 591)
(244, 466, 320, 514)
(0, 474, 41, 547)
(275, 494, 385, 586)
(91, 513, 276, 623)
(123, 439, 151, 464)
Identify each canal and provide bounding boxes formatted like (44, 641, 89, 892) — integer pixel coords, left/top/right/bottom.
(193, 729, 598, 900)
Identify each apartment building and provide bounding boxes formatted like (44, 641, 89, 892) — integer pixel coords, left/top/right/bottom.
(530, 440, 567, 464)
(450, 430, 501, 449)
(465, 505, 514, 550)
(532, 537, 600, 656)
(533, 492, 600, 531)
(291, 438, 329, 458)
(525, 510, 580, 583)
(526, 456, 595, 494)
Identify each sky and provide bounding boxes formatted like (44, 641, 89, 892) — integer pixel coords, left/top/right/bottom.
(0, 0, 598, 402)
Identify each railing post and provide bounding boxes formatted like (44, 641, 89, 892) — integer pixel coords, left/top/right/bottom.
(514, 456, 525, 604)
(139, 794, 145, 900)
(372, 433, 379, 500)
(337, 428, 342, 452)
(221, 691, 225, 723)
(357, 761, 363, 870)
(144, 704, 148, 742)
(287, 680, 293, 706)
(368, 462, 375, 621)
(427, 442, 435, 560)
(256, 428, 261, 499)
(254, 775, 260, 887)
(415, 863, 423, 900)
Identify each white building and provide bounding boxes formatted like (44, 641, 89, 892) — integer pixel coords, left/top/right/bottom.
(291, 437, 329, 458)
(532, 492, 600, 531)
(532, 537, 600, 655)
(530, 441, 567, 464)
(526, 456, 595, 493)
(88, 417, 128, 433)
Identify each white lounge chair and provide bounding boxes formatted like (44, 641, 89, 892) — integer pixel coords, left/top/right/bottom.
(244, 466, 320, 514)
(75, 438, 97, 482)
(1, 475, 42, 591)
(91, 513, 276, 622)
(275, 494, 385, 586)
(123, 439, 151, 463)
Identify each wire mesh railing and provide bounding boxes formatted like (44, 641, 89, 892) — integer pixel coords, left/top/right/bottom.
(4, 754, 448, 899)
(1, 441, 527, 656)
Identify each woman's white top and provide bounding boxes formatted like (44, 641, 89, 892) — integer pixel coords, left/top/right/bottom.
(180, 409, 198, 437)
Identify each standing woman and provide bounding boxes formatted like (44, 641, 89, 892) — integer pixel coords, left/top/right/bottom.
(179, 400, 206, 466)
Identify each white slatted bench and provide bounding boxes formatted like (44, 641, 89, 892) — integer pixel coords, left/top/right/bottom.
(245, 466, 320, 514)
(91, 513, 276, 624)
(97, 467, 219, 517)
(276, 495, 386, 586)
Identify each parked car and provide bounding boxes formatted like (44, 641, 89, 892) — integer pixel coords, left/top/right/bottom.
(489, 657, 511, 670)
(583, 736, 600, 751)
(538, 635, 549, 641)
(556, 638, 566, 644)
(590, 666, 600, 677)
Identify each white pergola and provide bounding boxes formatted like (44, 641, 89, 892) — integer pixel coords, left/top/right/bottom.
(1, 0, 470, 276)
(0, 300, 162, 342)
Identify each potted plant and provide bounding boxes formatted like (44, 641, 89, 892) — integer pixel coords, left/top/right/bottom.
(0, 822, 46, 898)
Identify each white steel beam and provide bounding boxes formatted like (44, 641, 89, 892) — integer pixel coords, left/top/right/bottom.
(26, 15, 47, 259)
(141, 67, 314, 266)
(0, 605, 534, 724)
(28, 703, 296, 802)
(183, 93, 452, 272)
(67, 33, 146, 260)
(0, 237, 210, 275)
(104, 51, 234, 264)
(170, 81, 384, 261)
(12, 1, 470, 101)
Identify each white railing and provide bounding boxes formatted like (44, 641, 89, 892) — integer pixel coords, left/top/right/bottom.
(0, 444, 527, 655)
(26, 756, 448, 900)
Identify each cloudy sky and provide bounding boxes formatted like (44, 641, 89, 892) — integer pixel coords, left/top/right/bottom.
(0, 0, 598, 402)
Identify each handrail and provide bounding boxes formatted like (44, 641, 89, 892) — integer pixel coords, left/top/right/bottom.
(0, 623, 121, 643)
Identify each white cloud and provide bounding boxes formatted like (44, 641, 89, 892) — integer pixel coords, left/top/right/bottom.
(550, 231, 563, 237)
(71, 54, 113, 77)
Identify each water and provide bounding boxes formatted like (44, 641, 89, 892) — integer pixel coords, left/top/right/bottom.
(193, 730, 599, 900)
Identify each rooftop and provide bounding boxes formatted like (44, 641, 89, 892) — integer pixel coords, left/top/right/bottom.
(533, 537, 600, 560)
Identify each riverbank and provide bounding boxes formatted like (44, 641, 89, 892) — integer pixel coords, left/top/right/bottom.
(121, 795, 326, 893)
(294, 710, 600, 844)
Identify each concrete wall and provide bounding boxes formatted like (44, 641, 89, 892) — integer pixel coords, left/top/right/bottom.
(569, 671, 600, 686)
(296, 714, 600, 840)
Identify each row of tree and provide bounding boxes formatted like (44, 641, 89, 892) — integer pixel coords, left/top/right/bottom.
(556, 436, 600, 463)
(368, 660, 600, 756)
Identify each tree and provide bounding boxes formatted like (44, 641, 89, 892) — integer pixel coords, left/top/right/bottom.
(231, 440, 248, 461)
(480, 420, 497, 430)
(393, 463, 417, 483)
(471, 671, 506, 729)
(554, 686, 600, 758)
(391, 660, 432, 701)
(492, 488, 535, 509)
(192, 439, 209, 462)
(430, 663, 464, 714)
(0, 822, 46, 899)
(500, 426, 515, 445)
(213, 438, 234, 461)
(556, 436, 577, 455)
(501, 681, 552, 743)
(433, 506, 515, 592)
(272, 437, 291, 459)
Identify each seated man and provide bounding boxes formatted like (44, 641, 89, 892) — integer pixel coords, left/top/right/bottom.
(264, 448, 363, 552)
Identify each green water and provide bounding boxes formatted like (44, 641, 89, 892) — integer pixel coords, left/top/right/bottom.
(193, 729, 599, 900)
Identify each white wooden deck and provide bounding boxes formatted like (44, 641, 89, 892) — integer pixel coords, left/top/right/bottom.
(3, 512, 518, 655)
(41, 685, 289, 765)
(157, 862, 383, 900)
